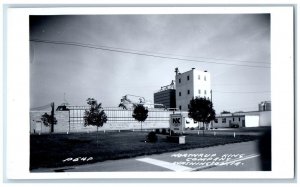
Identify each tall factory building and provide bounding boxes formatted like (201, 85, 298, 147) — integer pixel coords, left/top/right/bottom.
(175, 68, 211, 111)
(153, 81, 176, 109)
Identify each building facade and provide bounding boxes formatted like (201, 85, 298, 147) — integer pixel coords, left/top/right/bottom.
(175, 68, 211, 111)
(214, 110, 271, 128)
(154, 89, 176, 109)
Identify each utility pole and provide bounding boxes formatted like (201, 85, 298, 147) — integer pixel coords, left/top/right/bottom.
(51, 102, 55, 133)
(210, 90, 213, 129)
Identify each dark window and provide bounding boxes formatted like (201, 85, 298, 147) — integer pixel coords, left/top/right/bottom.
(179, 92, 181, 96)
(179, 78, 181, 83)
(204, 76, 206, 81)
(187, 75, 189, 80)
(198, 89, 201, 94)
(214, 119, 218, 123)
(198, 75, 200, 80)
(179, 105, 181, 110)
(233, 118, 235, 122)
(187, 90, 190, 94)
(204, 90, 207, 95)
(239, 117, 241, 121)
(222, 118, 226, 123)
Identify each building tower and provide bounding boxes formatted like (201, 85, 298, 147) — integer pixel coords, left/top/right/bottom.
(153, 80, 176, 109)
(175, 68, 211, 111)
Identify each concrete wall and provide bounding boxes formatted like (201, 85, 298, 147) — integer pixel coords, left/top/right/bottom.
(259, 111, 271, 126)
(68, 121, 170, 133)
(30, 110, 70, 134)
(30, 109, 171, 134)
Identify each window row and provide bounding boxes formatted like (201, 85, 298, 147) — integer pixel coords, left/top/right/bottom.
(214, 117, 242, 124)
(178, 89, 208, 96)
(178, 75, 206, 83)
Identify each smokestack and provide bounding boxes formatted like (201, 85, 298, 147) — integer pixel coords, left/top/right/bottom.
(175, 67, 179, 75)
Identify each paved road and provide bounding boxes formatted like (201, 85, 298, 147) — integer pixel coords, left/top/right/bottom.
(33, 140, 266, 172)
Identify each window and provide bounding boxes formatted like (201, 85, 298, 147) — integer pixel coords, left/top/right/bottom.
(204, 90, 207, 95)
(198, 89, 201, 94)
(198, 75, 200, 80)
(179, 92, 181, 96)
(233, 118, 235, 122)
(179, 105, 181, 110)
(222, 118, 226, 123)
(179, 78, 181, 83)
(204, 76, 206, 81)
(187, 75, 189, 80)
(239, 117, 241, 121)
(187, 90, 190, 94)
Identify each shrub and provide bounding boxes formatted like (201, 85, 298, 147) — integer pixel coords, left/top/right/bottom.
(161, 128, 167, 135)
(146, 131, 158, 143)
(167, 129, 175, 136)
(155, 129, 160, 134)
(191, 127, 195, 130)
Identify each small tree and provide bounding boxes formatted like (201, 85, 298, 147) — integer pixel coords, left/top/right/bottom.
(132, 104, 148, 131)
(41, 112, 57, 133)
(84, 98, 107, 146)
(188, 97, 216, 136)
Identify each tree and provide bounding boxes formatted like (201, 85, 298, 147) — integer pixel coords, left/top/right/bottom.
(221, 110, 231, 114)
(188, 97, 216, 135)
(132, 104, 148, 131)
(40, 102, 57, 133)
(84, 98, 107, 146)
(41, 112, 57, 133)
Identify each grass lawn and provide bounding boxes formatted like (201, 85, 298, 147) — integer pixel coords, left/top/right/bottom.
(30, 131, 260, 170)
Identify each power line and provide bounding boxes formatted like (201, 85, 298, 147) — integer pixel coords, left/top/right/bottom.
(212, 83, 269, 86)
(214, 90, 270, 94)
(30, 103, 52, 111)
(30, 39, 271, 69)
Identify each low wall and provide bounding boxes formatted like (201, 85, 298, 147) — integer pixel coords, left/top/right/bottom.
(30, 109, 171, 134)
(30, 110, 70, 134)
(259, 111, 271, 126)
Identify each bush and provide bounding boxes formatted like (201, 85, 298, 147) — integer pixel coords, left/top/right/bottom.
(155, 129, 160, 134)
(167, 129, 175, 136)
(161, 128, 167, 135)
(146, 132, 158, 143)
(191, 127, 195, 130)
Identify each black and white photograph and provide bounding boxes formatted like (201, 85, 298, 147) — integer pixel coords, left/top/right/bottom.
(29, 13, 272, 172)
(3, 4, 295, 182)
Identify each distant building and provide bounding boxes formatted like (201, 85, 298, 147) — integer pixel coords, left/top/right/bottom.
(175, 68, 211, 111)
(259, 101, 271, 111)
(154, 81, 176, 109)
(214, 112, 260, 128)
(214, 109, 271, 128)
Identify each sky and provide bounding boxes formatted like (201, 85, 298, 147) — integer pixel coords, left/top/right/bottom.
(30, 14, 270, 113)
